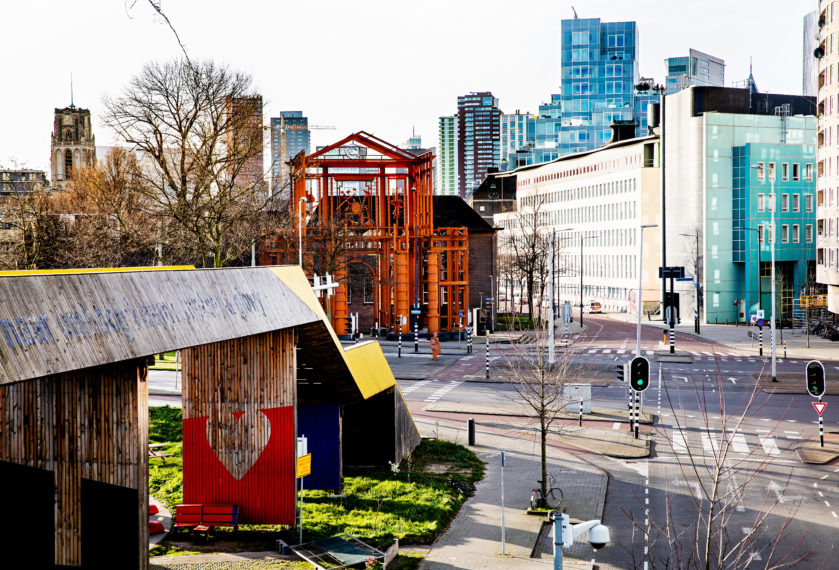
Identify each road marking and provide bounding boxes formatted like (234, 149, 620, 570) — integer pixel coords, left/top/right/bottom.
(702, 433, 719, 454)
(617, 349, 626, 354)
(731, 434, 749, 454)
(672, 430, 688, 454)
(833, 512, 838, 518)
(602, 349, 612, 354)
(728, 377, 737, 384)
(827, 501, 832, 507)
(612, 422, 621, 430)
(759, 435, 780, 456)
(674, 376, 688, 383)
(703, 351, 713, 356)
(821, 474, 829, 479)
(783, 430, 799, 434)
(819, 491, 824, 497)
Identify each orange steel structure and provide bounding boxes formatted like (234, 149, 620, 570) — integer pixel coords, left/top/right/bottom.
(260, 132, 469, 335)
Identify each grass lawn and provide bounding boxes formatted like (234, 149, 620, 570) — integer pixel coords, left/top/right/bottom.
(148, 406, 483, 563)
(149, 351, 181, 371)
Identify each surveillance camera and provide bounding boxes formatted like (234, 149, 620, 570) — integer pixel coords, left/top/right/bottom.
(588, 524, 610, 550)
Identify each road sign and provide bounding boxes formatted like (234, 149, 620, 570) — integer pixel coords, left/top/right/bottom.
(757, 309, 765, 319)
(410, 309, 421, 315)
(459, 310, 464, 318)
(750, 314, 758, 324)
(676, 276, 694, 282)
(813, 402, 827, 416)
(756, 319, 765, 328)
(658, 266, 685, 279)
(296, 453, 312, 478)
(501, 451, 505, 467)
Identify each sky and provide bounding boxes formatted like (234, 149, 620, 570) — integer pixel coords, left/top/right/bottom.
(0, 0, 819, 175)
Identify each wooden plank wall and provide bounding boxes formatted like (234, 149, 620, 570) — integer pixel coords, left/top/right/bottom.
(182, 330, 297, 523)
(0, 360, 148, 569)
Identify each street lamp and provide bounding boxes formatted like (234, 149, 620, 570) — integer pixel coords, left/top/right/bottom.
(751, 163, 777, 382)
(635, 79, 668, 329)
(298, 196, 308, 268)
(550, 228, 573, 366)
(557, 230, 586, 328)
(679, 231, 700, 334)
(637, 224, 657, 356)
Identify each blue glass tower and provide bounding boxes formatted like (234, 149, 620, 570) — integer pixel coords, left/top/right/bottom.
(559, 18, 649, 155)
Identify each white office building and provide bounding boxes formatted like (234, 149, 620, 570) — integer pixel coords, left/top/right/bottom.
(494, 135, 662, 315)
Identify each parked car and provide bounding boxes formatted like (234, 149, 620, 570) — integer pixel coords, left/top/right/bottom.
(585, 301, 602, 314)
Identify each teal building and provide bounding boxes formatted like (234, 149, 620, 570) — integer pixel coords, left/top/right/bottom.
(733, 143, 817, 322)
(665, 86, 816, 325)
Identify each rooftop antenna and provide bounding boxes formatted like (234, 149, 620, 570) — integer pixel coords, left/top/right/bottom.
(70, 74, 75, 109)
(571, 5, 579, 19)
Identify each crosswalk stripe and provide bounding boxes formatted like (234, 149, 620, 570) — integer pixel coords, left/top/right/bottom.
(702, 433, 719, 455)
(616, 349, 626, 354)
(759, 435, 781, 456)
(731, 433, 749, 454)
(672, 430, 688, 454)
(602, 349, 612, 354)
(588, 349, 597, 353)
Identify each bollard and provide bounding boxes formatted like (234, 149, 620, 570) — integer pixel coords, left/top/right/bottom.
(414, 316, 419, 353)
(628, 396, 634, 433)
(579, 399, 583, 427)
(784, 341, 787, 359)
(468, 418, 475, 446)
(485, 335, 490, 379)
(398, 317, 403, 358)
(662, 329, 667, 345)
(759, 328, 763, 357)
(467, 327, 472, 354)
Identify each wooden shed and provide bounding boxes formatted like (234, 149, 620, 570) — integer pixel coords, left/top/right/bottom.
(0, 265, 419, 569)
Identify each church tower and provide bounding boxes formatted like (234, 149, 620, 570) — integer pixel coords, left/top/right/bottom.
(50, 102, 96, 189)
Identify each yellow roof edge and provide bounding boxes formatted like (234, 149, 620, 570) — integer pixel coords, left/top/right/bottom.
(0, 266, 195, 276)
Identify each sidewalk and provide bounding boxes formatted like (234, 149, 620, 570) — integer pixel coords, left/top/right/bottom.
(603, 311, 839, 361)
(414, 415, 603, 569)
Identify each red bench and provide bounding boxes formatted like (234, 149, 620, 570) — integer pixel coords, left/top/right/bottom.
(174, 504, 238, 533)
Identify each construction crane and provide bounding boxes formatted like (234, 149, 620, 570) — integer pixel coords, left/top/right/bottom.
(264, 117, 335, 198)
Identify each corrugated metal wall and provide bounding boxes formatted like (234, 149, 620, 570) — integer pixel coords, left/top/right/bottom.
(182, 330, 297, 524)
(0, 361, 148, 569)
(297, 402, 341, 491)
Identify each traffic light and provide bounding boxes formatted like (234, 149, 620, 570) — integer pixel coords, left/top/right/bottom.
(342, 315, 353, 336)
(629, 356, 650, 392)
(806, 360, 826, 398)
(616, 363, 625, 383)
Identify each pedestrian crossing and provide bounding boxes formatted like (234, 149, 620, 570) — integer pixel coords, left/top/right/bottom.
(664, 428, 793, 458)
(423, 380, 463, 403)
(578, 347, 791, 362)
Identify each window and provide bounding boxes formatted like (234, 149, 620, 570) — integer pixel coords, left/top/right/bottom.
(757, 162, 765, 181)
(792, 163, 800, 181)
(793, 224, 800, 243)
(572, 49, 589, 62)
(768, 162, 776, 182)
(793, 193, 800, 212)
(805, 163, 814, 181)
(806, 194, 814, 212)
(572, 31, 588, 45)
(605, 81, 623, 94)
(757, 193, 765, 212)
(758, 223, 765, 243)
(782, 162, 789, 181)
(607, 34, 625, 48)
(605, 63, 622, 77)
(807, 224, 814, 242)
(782, 193, 789, 212)
(782, 224, 789, 243)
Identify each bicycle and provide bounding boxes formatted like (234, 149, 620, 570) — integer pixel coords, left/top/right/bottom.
(530, 473, 563, 509)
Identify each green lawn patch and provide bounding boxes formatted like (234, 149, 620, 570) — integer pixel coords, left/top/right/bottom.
(148, 404, 483, 559)
(150, 351, 181, 371)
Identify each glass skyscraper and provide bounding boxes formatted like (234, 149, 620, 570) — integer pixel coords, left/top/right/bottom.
(457, 92, 501, 198)
(665, 49, 725, 95)
(437, 115, 458, 195)
(270, 111, 310, 199)
(558, 18, 648, 155)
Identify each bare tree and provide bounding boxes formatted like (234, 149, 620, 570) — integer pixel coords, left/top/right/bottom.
(0, 181, 63, 270)
(622, 363, 816, 569)
(504, 200, 550, 321)
(103, 59, 274, 267)
(506, 320, 586, 506)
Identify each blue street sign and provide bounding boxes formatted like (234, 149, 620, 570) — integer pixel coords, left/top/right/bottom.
(459, 310, 463, 317)
(756, 318, 765, 328)
(676, 277, 694, 282)
(501, 451, 505, 467)
(410, 310, 421, 315)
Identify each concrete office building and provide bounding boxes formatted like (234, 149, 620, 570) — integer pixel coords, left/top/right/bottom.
(665, 86, 816, 324)
(500, 111, 535, 171)
(664, 49, 725, 95)
(494, 135, 662, 315)
(816, 0, 839, 313)
(804, 11, 819, 97)
(437, 115, 458, 195)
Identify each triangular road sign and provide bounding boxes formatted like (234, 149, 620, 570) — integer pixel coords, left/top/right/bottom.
(813, 401, 827, 416)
